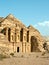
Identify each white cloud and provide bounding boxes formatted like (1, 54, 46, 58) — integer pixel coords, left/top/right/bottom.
(34, 21, 49, 36)
(36, 21, 49, 27)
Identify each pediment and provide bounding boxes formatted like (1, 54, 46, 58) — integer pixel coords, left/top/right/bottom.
(6, 14, 27, 28)
(1, 19, 15, 27)
(0, 14, 27, 30)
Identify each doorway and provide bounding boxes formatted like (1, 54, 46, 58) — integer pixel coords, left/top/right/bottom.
(17, 47, 19, 52)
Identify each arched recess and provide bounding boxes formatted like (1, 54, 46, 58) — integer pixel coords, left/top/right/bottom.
(31, 36, 38, 52)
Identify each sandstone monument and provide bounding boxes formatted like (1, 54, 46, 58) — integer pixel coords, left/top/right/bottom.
(0, 14, 45, 53)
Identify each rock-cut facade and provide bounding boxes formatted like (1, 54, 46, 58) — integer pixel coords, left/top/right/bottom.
(0, 14, 45, 53)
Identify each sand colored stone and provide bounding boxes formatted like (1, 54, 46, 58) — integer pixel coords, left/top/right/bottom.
(0, 14, 45, 53)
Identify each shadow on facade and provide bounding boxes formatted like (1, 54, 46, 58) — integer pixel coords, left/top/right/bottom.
(1, 28, 6, 35)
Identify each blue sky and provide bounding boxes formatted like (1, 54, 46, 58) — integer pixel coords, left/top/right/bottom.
(0, 0, 49, 36)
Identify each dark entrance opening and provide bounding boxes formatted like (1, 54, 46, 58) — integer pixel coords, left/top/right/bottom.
(31, 36, 38, 52)
(17, 47, 19, 52)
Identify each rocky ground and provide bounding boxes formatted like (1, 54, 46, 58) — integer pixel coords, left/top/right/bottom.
(0, 52, 49, 65)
